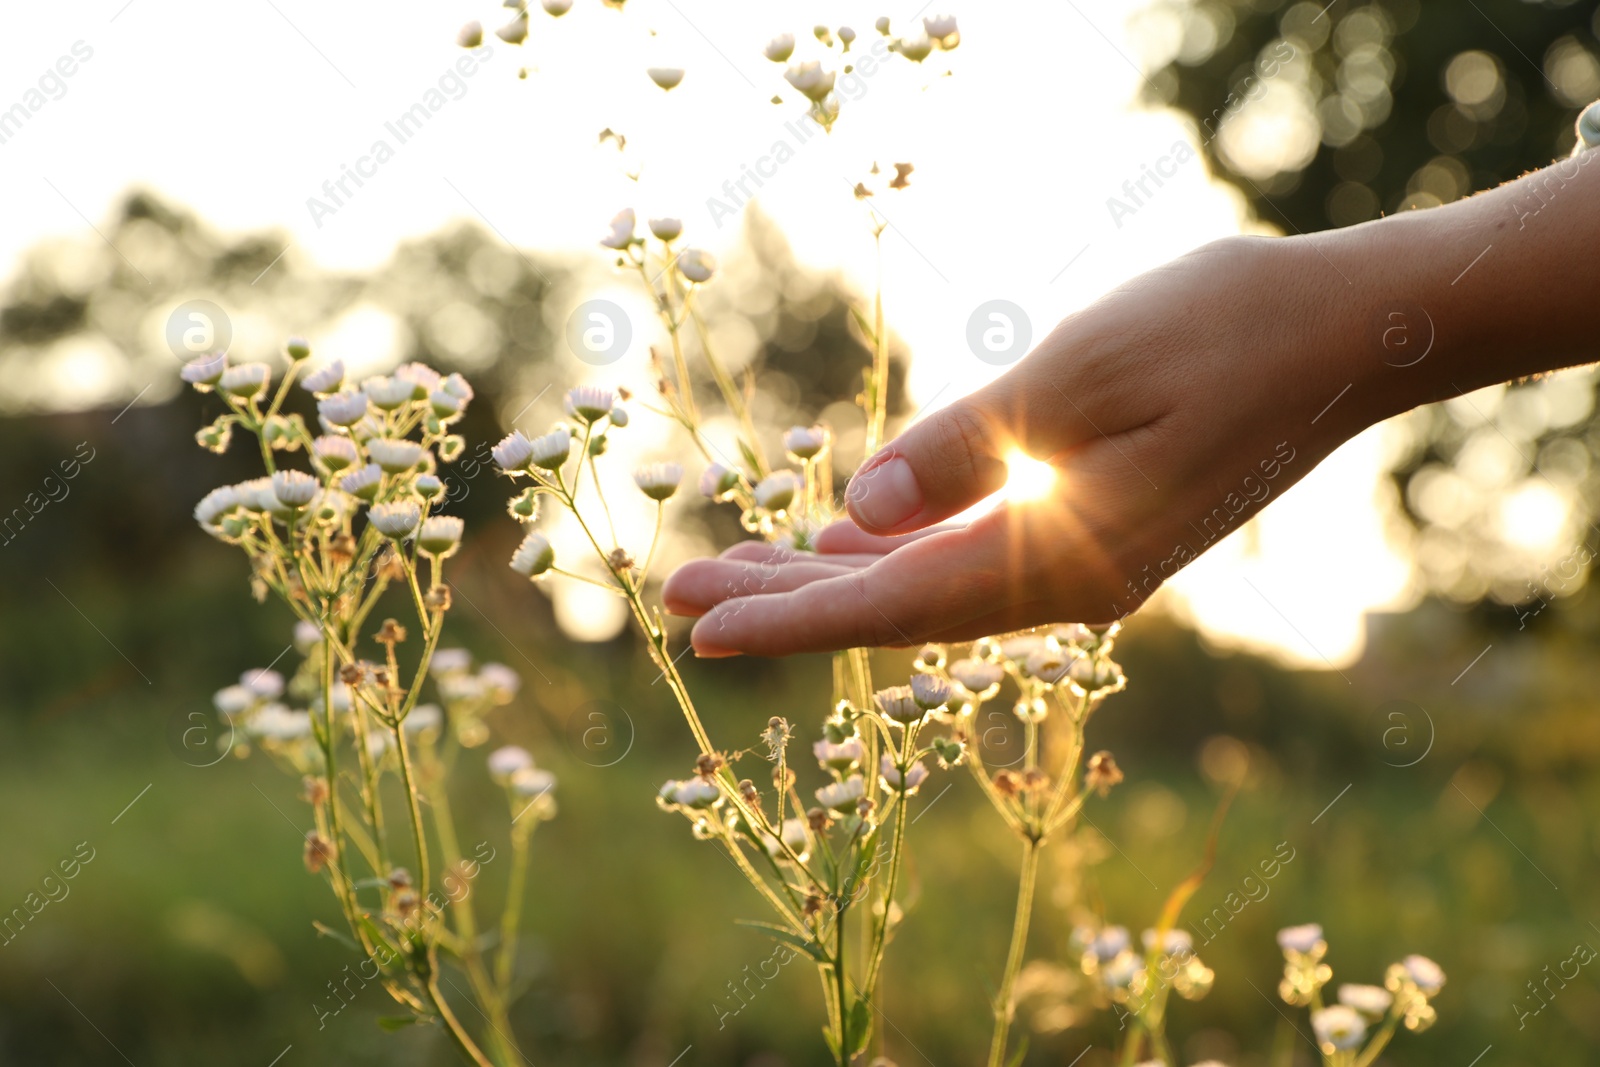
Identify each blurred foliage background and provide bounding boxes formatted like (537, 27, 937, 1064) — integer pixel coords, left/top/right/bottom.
(4, 1, 1600, 1064)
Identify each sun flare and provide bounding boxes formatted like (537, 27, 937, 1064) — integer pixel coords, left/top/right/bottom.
(1004, 450, 1057, 502)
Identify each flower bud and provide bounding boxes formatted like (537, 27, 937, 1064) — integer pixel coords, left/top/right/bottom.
(647, 67, 684, 90)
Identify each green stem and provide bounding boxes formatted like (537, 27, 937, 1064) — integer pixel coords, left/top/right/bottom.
(987, 838, 1041, 1067)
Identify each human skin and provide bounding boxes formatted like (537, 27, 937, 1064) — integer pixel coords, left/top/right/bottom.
(662, 149, 1600, 657)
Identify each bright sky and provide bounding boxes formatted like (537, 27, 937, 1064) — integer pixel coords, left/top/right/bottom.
(0, 0, 1420, 666)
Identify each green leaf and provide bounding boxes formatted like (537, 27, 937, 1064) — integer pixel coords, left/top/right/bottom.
(844, 997, 874, 1055)
(1004, 1034, 1030, 1067)
(849, 304, 878, 345)
(310, 921, 360, 952)
(377, 1015, 422, 1031)
(734, 919, 828, 963)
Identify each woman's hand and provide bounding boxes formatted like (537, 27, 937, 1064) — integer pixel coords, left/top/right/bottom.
(663, 154, 1600, 656)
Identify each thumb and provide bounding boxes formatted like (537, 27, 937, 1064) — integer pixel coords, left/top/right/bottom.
(844, 356, 1088, 535)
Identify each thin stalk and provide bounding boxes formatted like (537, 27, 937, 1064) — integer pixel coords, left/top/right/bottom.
(495, 821, 534, 994)
(987, 838, 1041, 1067)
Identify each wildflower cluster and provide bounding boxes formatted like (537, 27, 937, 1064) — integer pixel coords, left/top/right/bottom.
(184, 342, 550, 1067)
(1277, 923, 1446, 1065)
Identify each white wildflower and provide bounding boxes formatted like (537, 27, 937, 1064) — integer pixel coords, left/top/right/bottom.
(511, 766, 557, 797)
(677, 248, 717, 283)
(814, 736, 864, 770)
(1311, 1006, 1366, 1052)
(1277, 923, 1324, 955)
(341, 464, 383, 501)
(418, 516, 465, 557)
(180, 352, 227, 388)
(370, 502, 421, 539)
(367, 439, 425, 473)
(492, 430, 535, 472)
(634, 462, 683, 501)
(318, 390, 369, 427)
(363, 376, 416, 411)
(648, 217, 683, 241)
(1338, 984, 1394, 1017)
(880, 755, 929, 792)
(815, 774, 865, 811)
(564, 385, 616, 423)
(457, 20, 483, 47)
(487, 745, 534, 783)
(600, 208, 636, 250)
(301, 361, 344, 394)
(763, 818, 810, 861)
(873, 685, 923, 724)
(241, 668, 284, 699)
(948, 658, 1003, 698)
(269, 470, 318, 509)
(1402, 954, 1445, 996)
(784, 60, 836, 101)
(783, 424, 828, 459)
(909, 673, 952, 711)
(753, 471, 798, 511)
(313, 435, 359, 471)
(647, 67, 684, 90)
(219, 363, 270, 400)
(763, 33, 795, 62)
(528, 428, 572, 470)
(495, 13, 528, 44)
(699, 463, 741, 501)
(510, 531, 555, 578)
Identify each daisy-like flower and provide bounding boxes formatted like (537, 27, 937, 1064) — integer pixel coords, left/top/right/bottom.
(528, 428, 572, 470)
(814, 736, 864, 770)
(194, 485, 242, 529)
(233, 477, 275, 513)
(660, 778, 720, 809)
(270, 470, 319, 508)
(564, 385, 616, 423)
(429, 388, 464, 420)
(219, 363, 271, 400)
(763, 33, 795, 62)
(1142, 928, 1194, 957)
(404, 703, 443, 735)
(784, 60, 836, 101)
(874, 685, 923, 724)
(999, 634, 1046, 661)
(511, 766, 557, 798)
(492, 430, 536, 472)
(753, 470, 798, 511)
(1311, 1006, 1367, 1052)
(1025, 645, 1073, 685)
(487, 745, 533, 783)
(370, 502, 421, 539)
(634, 462, 683, 501)
(457, 20, 483, 47)
(441, 373, 473, 402)
(648, 217, 682, 241)
(480, 663, 520, 700)
(495, 13, 529, 44)
(418, 516, 465, 557)
(949, 658, 1004, 699)
(783, 424, 828, 459)
(677, 248, 717, 283)
(543, 0, 573, 15)
(1401, 954, 1445, 996)
(510, 531, 555, 578)
(368, 439, 425, 473)
(763, 818, 810, 861)
(924, 14, 959, 47)
(415, 474, 444, 500)
(180, 352, 227, 388)
(1277, 923, 1325, 954)
(213, 684, 256, 717)
(1087, 926, 1130, 961)
(647, 67, 684, 90)
(313, 435, 359, 471)
(1068, 655, 1126, 695)
(909, 673, 952, 711)
(395, 362, 441, 396)
(1100, 950, 1142, 989)
(318, 390, 369, 427)
(251, 704, 313, 742)
(363, 376, 416, 411)
(839, 26, 857, 49)
(341, 464, 383, 501)
(242, 668, 285, 699)
(301, 361, 344, 394)
(880, 755, 929, 792)
(431, 648, 473, 675)
(897, 32, 934, 62)
(815, 774, 865, 812)
(699, 462, 741, 501)
(600, 208, 636, 250)
(1338, 984, 1394, 1017)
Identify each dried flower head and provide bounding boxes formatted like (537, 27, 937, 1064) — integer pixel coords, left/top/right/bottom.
(1085, 751, 1124, 796)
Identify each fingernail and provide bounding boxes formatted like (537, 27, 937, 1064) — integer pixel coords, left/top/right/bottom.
(847, 455, 922, 531)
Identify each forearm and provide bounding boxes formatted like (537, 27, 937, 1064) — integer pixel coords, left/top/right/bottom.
(1311, 152, 1600, 431)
